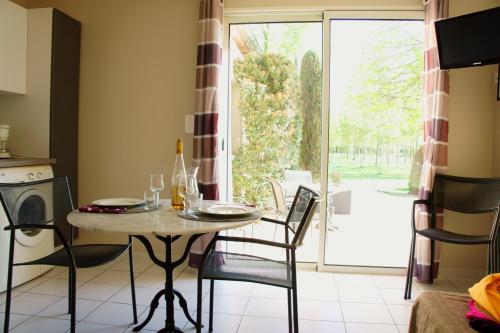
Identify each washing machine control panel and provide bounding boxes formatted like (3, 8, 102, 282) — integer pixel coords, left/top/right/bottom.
(0, 165, 54, 183)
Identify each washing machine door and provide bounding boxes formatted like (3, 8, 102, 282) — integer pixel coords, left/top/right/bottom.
(12, 189, 49, 247)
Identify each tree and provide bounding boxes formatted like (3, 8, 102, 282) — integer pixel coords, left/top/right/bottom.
(232, 53, 300, 207)
(341, 21, 423, 172)
(299, 51, 322, 180)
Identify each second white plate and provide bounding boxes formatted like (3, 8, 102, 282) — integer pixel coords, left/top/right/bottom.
(200, 203, 256, 216)
(92, 198, 145, 208)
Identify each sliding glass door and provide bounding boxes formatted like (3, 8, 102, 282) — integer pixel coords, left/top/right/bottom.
(322, 13, 424, 268)
(223, 19, 323, 262)
(222, 11, 424, 269)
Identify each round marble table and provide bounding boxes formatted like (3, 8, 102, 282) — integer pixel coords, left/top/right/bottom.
(67, 206, 258, 333)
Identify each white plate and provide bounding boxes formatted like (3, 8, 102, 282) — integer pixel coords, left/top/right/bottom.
(92, 198, 145, 208)
(199, 204, 257, 216)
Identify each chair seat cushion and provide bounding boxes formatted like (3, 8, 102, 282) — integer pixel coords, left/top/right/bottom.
(417, 228, 489, 245)
(24, 244, 130, 268)
(202, 251, 293, 288)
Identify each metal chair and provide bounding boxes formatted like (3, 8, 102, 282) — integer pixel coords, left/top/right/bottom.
(404, 174, 500, 299)
(1, 177, 138, 333)
(196, 185, 320, 333)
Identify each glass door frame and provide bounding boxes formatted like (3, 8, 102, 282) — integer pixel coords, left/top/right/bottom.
(221, 11, 324, 204)
(221, 11, 324, 269)
(221, 8, 424, 273)
(318, 10, 424, 274)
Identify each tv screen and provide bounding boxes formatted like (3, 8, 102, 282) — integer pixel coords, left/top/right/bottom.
(435, 7, 500, 69)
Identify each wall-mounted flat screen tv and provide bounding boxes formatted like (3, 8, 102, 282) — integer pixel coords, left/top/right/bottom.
(435, 7, 500, 69)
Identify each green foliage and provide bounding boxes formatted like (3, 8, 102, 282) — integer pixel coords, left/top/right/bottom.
(232, 53, 300, 207)
(299, 51, 322, 181)
(331, 21, 423, 180)
(279, 24, 307, 62)
(408, 145, 424, 194)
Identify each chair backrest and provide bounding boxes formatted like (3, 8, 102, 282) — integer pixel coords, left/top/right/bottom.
(284, 170, 313, 184)
(432, 174, 500, 213)
(287, 185, 320, 247)
(0, 177, 74, 232)
(267, 178, 287, 217)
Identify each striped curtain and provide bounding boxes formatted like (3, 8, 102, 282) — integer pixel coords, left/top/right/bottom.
(189, 0, 223, 268)
(414, 0, 449, 282)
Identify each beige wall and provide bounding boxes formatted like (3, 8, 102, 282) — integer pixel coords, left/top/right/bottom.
(439, 0, 500, 274)
(25, 0, 199, 252)
(494, 66, 500, 175)
(22, 0, 500, 272)
(226, 0, 422, 10)
(0, 0, 27, 94)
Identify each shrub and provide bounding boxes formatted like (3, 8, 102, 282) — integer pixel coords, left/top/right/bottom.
(232, 53, 300, 207)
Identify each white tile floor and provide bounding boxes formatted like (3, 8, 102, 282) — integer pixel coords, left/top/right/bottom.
(0, 252, 473, 333)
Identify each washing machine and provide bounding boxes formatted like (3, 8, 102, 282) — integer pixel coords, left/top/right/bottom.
(0, 165, 54, 292)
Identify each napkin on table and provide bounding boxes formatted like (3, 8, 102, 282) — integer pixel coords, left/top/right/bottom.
(78, 205, 125, 214)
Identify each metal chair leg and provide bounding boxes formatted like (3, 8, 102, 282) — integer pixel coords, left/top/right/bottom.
(4, 232, 15, 333)
(70, 268, 76, 333)
(68, 267, 73, 314)
(404, 232, 416, 300)
(287, 289, 293, 333)
(4, 260, 14, 332)
(209, 279, 214, 332)
(128, 237, 138, 324)
(196, 275, 203, 333)
(291, 251, 299, 333)
(487, 243, 492, 274)
(292, 287, 299, 333)
(430, 239, 435, 283)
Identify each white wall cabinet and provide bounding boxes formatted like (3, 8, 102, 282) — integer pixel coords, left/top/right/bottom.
(0, 0, 27, 94)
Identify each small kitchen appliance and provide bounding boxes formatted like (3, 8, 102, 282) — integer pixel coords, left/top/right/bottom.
(0, 125, 11, 158)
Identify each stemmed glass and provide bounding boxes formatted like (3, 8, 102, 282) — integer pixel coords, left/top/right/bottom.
(184, 166, 199, 212)
(150, 174, 164, 208)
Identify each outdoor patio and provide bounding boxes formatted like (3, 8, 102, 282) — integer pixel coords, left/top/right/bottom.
(226, 179, 414, 268)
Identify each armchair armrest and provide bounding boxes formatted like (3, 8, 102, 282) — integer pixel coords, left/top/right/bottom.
(217, 235, 296, 250)
(260, 216, 296, 234)
(5, 224, 56, 231)
(260, 216, 285, 225)
(5, 224, 76, 270)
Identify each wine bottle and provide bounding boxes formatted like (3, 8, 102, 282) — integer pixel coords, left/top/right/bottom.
(171, 139, 187, 211)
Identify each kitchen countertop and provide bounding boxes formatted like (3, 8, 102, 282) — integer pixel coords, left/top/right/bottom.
(0, 158, 56, 168)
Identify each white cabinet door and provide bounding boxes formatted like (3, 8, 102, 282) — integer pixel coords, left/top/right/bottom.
(0, 0, 27, 94)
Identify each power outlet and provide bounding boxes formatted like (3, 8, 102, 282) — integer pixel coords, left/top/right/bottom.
(185, 115, 194, 134)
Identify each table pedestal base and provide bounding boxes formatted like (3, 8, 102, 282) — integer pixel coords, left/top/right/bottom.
(132, 234, 204, 333)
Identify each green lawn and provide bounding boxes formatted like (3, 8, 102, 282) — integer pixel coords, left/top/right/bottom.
(329, 154, 411, 180)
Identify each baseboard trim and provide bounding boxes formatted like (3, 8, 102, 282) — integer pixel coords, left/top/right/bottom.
(438, 267, 486, 280)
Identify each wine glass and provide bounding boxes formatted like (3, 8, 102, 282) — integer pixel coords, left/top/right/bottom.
(184, 167, 199, 211)
(150, 174, 164, 208)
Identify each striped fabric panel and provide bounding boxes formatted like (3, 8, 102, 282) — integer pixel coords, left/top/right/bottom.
(189, 0, 223, 268)
(193, 158, 219, 183)
(193, 135, 218, 159)
(199, 0, 223, 21)
(196, 66, 220, 89)
(197, 43, 222, 66)
(198, 20, 223, 44)
(423, 119, 448, 142)
(414, 0, 449, 282)
(195, 88, 220, 114)
(193, 0, 223, 201)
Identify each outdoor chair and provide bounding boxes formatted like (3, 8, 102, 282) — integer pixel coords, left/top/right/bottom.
(268, 177, 288, 220)
(1, 177, 138, 333)
(196, 185, 321, 333)
(404, 174, 500, 299)
(267, 177, 292, 239)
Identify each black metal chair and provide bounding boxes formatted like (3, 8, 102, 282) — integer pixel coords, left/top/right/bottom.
(196, 185, 320, 333)
(404, 174, 500, 299)
(1, 177, 138, 333)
